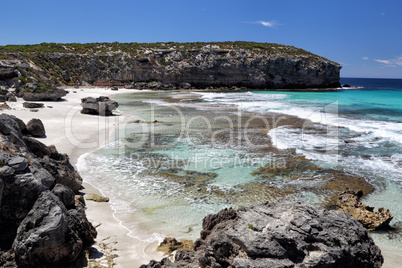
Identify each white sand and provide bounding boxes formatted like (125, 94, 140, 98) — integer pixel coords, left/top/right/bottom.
(2, 87, 163, 267)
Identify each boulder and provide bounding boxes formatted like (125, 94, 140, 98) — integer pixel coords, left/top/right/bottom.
(142, 201, 384, 268)
(7, 96, 17, 102)
(0, 114, 25, 148)
(26, 118, 46, 137)
(0, 170, 51, 248)
(0, 103, 10, 109)
(22, 89, 67, 101)
(0, 95, 7, 102)
(0, 166, 15, 177)
(8, 115, 27, 134)
(1, 171, 50, 222)
(7, 156, 28, 172)
(67, 205, 97, 246)
(29, 162, 55, 189)
(0, 114, 23, 137)
(6, 93, 17, 102)
(52, 184, 75, 209)
(22, 136, 51, 158)
(38, 151, 83, 193)
(179, 82, 192, 89)
(0, 114, 93, 266)
(23, 102, 44, 109)
(110, 86, 118, 91)
(12, 191, 82, 267)
(81, 96, 119, 116)
(337, 189, 393, 230)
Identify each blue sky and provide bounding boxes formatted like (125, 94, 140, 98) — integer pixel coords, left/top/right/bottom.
(2, 0, 402, 78)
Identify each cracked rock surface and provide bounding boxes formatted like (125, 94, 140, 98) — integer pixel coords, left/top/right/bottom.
(141, 201, 383, 268)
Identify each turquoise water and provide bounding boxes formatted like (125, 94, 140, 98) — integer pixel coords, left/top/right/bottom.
(78, 78, 402, 252)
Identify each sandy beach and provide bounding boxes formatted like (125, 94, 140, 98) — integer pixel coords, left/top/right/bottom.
(2, 87, 163, 267)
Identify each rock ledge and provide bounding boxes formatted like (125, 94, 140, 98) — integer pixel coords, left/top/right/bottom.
(142, 201, 383, 268)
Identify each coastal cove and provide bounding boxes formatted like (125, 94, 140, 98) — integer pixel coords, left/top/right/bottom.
(1, 80, 401, 267)
(76, 78, 401, 267)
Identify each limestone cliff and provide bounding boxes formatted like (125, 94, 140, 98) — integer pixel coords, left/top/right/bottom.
(0, 42, 341, 91)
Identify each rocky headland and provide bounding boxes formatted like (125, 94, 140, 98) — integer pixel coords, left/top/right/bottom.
(141, 201, 384, 268)
(0, 114, 96, 267)
(0, 42, 341, 99)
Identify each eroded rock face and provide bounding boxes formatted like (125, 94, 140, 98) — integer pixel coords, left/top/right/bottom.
(1, 43, 341, 90)
(81, 96, 119, 116)
(337, 189, 393, 231)
(142, 201, 384, 268)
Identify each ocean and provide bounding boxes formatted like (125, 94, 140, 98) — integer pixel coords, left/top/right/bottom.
(77, 78, 402, 254)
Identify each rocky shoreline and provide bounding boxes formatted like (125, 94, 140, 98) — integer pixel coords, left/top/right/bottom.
(141, 201, 384, 268)
(0, 114, 96, 267)
(0, 88, 396, 267)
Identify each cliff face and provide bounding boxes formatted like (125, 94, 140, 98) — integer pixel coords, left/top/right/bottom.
(0, 42, 341, 90)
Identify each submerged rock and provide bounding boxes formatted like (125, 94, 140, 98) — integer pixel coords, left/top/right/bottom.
(337, 189, 393, 231)
(85, 193, 109, 202)
(142, 201, 384, 268)
(157, 237, 194, 255)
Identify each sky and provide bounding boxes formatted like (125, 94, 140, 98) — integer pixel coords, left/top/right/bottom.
(2, 0, 402, 78)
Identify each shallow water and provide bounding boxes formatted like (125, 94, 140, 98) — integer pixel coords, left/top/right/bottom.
(78, 79, 402, 254)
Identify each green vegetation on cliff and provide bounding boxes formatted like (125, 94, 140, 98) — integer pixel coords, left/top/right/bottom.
(0, 41, 334, 62)
(0, 41, 341, 90)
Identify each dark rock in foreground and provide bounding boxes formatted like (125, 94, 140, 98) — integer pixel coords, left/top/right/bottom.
(12, 191, 83, 266)
(0, 114, 95, 266)
(338, 189, 393, 231)
(142, 201, 383, 268)
(81, 96, 119, 116)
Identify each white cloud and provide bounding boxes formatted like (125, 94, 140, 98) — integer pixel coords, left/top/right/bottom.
(362, 56, 369, 60)
(257, 20, 277, 28)
(243, 20, 278, 28)
(375, 59, 392, 64)
(375, 57, 402, 67)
